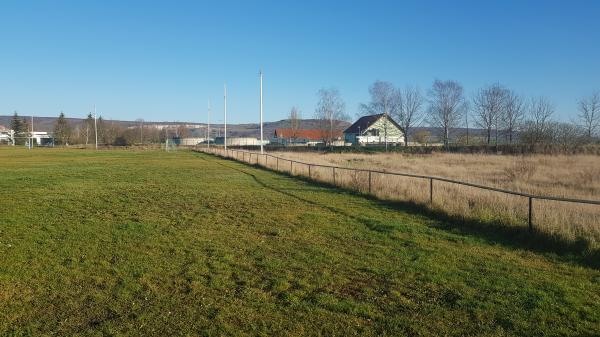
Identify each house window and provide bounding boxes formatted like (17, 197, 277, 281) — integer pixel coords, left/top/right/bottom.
(367, 129, 379, 136)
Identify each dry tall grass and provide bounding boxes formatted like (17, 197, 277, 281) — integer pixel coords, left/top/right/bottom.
(209, 148, 600, 251)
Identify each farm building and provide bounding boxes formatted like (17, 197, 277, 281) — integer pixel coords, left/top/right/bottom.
(344, 114, 404, 145)
(272, 128, 343, 146)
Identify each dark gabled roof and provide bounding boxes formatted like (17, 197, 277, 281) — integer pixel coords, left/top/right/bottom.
(343, 114, 403, 134)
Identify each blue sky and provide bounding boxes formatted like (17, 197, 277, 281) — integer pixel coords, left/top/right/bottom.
(1, 0, 599, 123)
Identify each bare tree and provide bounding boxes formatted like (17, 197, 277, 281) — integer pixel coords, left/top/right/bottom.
(289, 106, 301, 141)
(472, 83, 507, 144)
(315, 88, 348, 146)
(521, 96, 554, 144)
(549, 121, 586, 149)
(578, 92, 600, 139)
(427, 80, 467, 147)
(360, 81, 401, 150)
(502, 91, 526, 144)
(397, 86, 424, 146)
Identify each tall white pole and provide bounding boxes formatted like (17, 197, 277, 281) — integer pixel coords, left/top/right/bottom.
(30, 115, 33, 149)
(94, 105, 98, 150)
(224, 84, 227, 151)
(259, 70, 264, 154)
(207, 99, 211, 149)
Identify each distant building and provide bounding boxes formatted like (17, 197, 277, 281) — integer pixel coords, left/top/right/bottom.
(0, 130, 11, 144)
(214, 137, 269, 146)
(0, 130, 53, 146)
(179, 137, 206, 146)
(343, 114, 404, 145)
(272, 128, 343, 146)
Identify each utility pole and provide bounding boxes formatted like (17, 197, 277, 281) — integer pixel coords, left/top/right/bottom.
(94, 105, 98, 150)
(259, 70, 264, 154)
(207, 99, 211, 149)
(224, 84, 227, 150)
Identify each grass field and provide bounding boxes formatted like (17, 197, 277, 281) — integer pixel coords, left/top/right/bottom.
(1, 148, 600, 336)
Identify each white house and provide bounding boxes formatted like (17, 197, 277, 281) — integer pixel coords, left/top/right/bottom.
(343, 114, 404, 145)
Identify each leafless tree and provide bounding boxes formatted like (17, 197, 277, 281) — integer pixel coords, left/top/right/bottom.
(360, 81, 401, 150)
(578, 92, 600, 139)
(289, 106, 301, 140)
(521, 96, 554, 144)
(397, 86, 424, 146)
(472, 83, 508, 144)
(502, 91, 526, 144)
(315, 88, 348, 145)
(427, 80, 467, 147)
(554, 122, 585, 148)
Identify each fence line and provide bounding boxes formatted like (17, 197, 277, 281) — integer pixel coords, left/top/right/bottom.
(196, 147, 600, 234)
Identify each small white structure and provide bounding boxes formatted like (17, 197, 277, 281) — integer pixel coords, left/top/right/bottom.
(215, 137, 269, 146)
(31, 131, 53, 145)
(0, 130, 12, 144)
(179, 137, 206, 146)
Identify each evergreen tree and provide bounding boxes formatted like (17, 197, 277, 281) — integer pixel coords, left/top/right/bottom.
(85, 113, 94, 145)
(53, 112, 72, 145)
(10, 112, 27, 145)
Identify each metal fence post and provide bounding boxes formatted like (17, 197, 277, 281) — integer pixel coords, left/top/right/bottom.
(333, 167, 336, 185)
(291, 161, 293, 174)
(429, 178, 433, 205)
(277, 157, 279, 171)
(368, 171, 372, 194)
(528, 197, 533, 233)
(309, 164, 312, 179)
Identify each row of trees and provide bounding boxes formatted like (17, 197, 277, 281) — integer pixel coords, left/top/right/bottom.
(8, 111, 191, 146)
(307, 80, 600, 147)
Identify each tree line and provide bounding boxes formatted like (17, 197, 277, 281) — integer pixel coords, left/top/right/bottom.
(8, 111, 191, 146)
(307, 80, 600, 147)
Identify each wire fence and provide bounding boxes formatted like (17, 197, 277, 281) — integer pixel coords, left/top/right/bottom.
(197, 146, 600, 248)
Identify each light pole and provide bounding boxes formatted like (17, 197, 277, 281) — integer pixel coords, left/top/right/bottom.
(207, 99, 211, 149)
(259, 70, 264, 154)
(94, 105, 98, 150)
(224, 84, 227, 150)
(30, 115, 33, 149)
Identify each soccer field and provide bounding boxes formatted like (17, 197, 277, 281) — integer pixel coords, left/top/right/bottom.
(1, 148, 599, 336)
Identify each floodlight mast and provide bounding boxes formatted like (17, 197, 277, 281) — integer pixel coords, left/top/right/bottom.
(94, 105, 98, 150)
(259, 70, 263, 154)
(224, 83, 227, 151)
(207, 99, 211, 149)
(30, 115, 33, 149)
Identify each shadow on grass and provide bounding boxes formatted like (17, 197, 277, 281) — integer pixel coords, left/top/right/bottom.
(194, 151, 600, 270)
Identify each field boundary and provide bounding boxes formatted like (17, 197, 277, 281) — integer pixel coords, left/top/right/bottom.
(195, 147, 600, 236)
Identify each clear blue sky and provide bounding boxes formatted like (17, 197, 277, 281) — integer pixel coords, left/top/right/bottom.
(1, 0, 599, 123)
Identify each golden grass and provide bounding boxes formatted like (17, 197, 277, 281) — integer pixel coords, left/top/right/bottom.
(210, 149, 600, 250)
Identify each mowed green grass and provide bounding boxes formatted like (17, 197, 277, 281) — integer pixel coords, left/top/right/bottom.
(0, 148, 599, 336)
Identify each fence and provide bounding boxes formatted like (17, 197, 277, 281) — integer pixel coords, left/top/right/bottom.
(197, 146, 600, 246)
